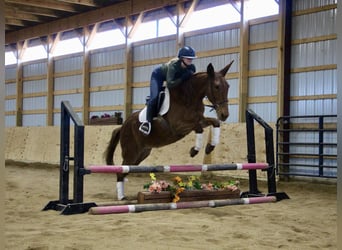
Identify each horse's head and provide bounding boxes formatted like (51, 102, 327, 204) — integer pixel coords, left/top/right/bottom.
(206, 60, 234, 121)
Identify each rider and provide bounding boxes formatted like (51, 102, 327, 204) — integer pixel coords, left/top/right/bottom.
(139, 46, 197, 135)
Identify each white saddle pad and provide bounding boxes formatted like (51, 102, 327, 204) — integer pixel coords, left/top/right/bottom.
(139, 87, 170, 122)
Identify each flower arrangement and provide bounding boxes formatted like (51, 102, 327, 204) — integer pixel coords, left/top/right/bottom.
(144, 173, 240, 203)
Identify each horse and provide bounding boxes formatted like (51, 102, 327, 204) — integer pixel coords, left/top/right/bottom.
(105, 60, 234, 200)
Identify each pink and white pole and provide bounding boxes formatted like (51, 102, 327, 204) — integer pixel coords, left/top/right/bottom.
(89, 196, 277, 215)
(85, 162, 269, 174)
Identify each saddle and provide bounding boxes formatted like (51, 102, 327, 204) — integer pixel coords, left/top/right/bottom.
(139, 87, 170, 123)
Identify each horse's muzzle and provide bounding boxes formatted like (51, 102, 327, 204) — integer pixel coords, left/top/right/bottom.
(219, 112, 229, 121)
(218, 108, 229, 121)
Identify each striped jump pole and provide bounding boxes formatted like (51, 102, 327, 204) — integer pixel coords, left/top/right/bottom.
(85, 162, 269, 174)
(89, 196, 277, 215)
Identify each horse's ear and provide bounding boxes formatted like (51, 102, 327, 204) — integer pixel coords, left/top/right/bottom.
(207, 63, 215, 78)
(220, 60, 234, 76)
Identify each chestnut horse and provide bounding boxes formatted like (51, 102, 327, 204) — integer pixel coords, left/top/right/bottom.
(105, 60, 234, 200)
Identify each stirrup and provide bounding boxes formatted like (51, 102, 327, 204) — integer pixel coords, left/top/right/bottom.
(139, 122, 151, 135)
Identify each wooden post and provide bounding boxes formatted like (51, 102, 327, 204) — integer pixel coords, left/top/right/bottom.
(238, 0, 249, 122)
(46, 35, 55, 126)
(0, 1, 4, 243)
(15, 41, 25, 127)
(124, 17, 134, 119)
(82, 26, 91, 125)
(277, 0, 285, 118)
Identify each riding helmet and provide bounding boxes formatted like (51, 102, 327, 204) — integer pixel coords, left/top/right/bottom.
(178, 46, 197, 59)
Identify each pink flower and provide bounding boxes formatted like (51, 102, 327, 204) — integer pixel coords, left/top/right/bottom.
(159, 180, 169, 190)
(201, 183, 213, 190)
(149, 182, 162, 193)
(226, 185, 238, 191)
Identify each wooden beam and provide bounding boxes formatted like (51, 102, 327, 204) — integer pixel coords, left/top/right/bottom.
(179, 0, 198, 27)
(112, 19, 126, 37)
(291, 64, 337, 73)
(57, 0, 98, 7)
(292, 34, 337, 45)
(5, 18, 26, 27)
(127, 12, 144, 39)
(229, 0, 241, 14)
(5, 24, 15, 31)
(85, 23, 99, 48)
(162, 7, 177, 26)
(48, 32, 61, 55)
(5, 3, 61, 18)
(5, 0, 78, 12)
(5, 0, 189, 44)
(17, 40, 28, 60)
(293, 3, 336, 16)
(5, 8, 43, 22)
(290, 94, 337, 101)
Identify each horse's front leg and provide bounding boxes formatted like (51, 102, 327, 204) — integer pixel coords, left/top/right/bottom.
(201, 117, 221, 155)
(190, 125, 204, 157)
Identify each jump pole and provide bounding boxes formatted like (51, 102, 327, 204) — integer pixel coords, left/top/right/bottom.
(89, 196, 277, 215)
(85, 162, 269, 174)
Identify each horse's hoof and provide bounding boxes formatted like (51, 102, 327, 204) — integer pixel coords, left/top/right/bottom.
(190, 147, 199, 157)
(118, 196, 127, 201)
(205, 144, 215, 154)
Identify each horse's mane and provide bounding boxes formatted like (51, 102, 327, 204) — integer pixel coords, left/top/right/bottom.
(176, 72, 207, 105)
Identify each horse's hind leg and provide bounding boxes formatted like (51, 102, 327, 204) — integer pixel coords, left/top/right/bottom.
(116, 148, 152, 201)
(136, 148, 152, 164)
(116, 173, 128, 200)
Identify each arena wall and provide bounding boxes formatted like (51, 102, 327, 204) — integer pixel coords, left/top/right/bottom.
(5, 123, 272, 179)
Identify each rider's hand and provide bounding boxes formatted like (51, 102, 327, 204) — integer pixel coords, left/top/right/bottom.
(181, 70, 192, 81)
(187, 64, 196, 73)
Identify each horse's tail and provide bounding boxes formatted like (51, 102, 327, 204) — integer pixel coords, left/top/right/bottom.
(104, 127, 121, 165)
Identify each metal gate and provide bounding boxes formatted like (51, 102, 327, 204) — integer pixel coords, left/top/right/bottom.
(276, 115, 337, 179)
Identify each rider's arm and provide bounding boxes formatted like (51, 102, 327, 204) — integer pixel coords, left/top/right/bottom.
(166, 60, 183, 89)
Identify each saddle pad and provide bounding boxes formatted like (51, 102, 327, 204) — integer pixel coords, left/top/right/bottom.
(139, 87, 170, 123)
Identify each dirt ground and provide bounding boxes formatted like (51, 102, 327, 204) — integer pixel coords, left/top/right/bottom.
(5, 163, 337, 250)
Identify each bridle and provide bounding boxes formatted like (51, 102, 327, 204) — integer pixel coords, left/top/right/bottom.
(205, 76, 228, 112)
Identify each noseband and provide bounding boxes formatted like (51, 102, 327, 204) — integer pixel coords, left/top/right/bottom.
(205, 100, 228, 112)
